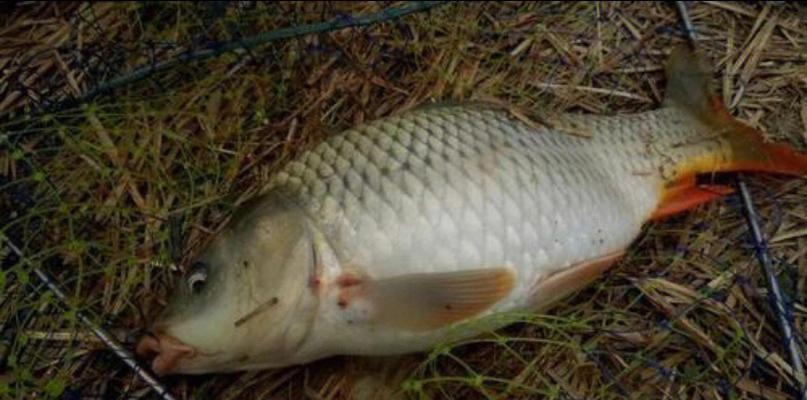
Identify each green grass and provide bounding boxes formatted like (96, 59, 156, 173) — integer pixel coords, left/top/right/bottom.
(1, 2, 805, 399)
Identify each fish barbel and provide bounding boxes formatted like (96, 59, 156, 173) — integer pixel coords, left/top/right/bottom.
(137, 47, 807, 375)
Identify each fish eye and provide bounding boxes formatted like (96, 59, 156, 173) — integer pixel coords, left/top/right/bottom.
(187, 261, 208, 293)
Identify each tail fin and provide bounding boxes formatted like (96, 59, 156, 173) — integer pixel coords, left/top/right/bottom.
(663, 45, 807, 176)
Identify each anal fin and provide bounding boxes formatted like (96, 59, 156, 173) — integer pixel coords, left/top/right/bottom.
(652, 176, 733, 221)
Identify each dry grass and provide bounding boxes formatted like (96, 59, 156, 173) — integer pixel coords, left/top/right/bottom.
(0, 2, 805, 399)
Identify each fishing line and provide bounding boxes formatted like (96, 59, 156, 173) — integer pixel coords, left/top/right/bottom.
(674, 2, 806, 398)
(1, 238, 177, 400)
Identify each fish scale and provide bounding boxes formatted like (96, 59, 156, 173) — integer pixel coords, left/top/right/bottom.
(140, 47, 807, 374)
(265, 105, 677, 308)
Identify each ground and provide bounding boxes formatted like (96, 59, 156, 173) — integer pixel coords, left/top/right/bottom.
(0, 2, 805, 399)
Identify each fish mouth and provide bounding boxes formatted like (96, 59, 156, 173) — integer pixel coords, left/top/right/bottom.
(136, 332, 198, 376)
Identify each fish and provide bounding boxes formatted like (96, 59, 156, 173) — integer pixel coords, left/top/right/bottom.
(136, 46, 807, 376)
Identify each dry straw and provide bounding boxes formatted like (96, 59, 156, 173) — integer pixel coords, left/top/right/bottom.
(1, 2, 805, 399)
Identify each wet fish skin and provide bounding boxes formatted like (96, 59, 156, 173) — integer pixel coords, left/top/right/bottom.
(253, 104, 716, 357)
(137, 46, 807, 375)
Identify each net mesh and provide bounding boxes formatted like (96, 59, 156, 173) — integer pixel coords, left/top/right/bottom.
(1, 2, 805, 399)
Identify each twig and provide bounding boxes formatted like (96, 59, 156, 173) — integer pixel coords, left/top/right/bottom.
(530, 82, 652, 102)
(2, 1, 447, 120)
(674, 2, 806, 398)
(3, 239, 177, 400)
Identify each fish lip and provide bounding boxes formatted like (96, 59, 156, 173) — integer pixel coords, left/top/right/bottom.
(136, 332, 199, 376)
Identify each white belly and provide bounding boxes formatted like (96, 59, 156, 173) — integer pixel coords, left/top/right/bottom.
(279, 109, 663, 360)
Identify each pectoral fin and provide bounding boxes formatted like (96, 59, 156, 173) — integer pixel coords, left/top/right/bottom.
(340, 268, 515, 332)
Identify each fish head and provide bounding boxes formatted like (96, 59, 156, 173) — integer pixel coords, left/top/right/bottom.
(137, 190, 320, 375)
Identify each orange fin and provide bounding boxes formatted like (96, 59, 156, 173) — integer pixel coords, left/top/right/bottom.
(339, 268, 515, 332)
(712, 114, 807, 176)
(651, 184, 733, 220)
(529, 251, 624, 311)
(663, 45, 807, 177)
(651, 175, 733, 220)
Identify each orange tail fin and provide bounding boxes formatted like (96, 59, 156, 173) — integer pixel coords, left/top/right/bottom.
(663, 45, 807, 177)
(651, 46, 806, 220)
(708, 98, 807, 176)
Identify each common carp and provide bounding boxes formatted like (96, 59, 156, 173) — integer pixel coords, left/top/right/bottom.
(136, 46, 807, 375)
